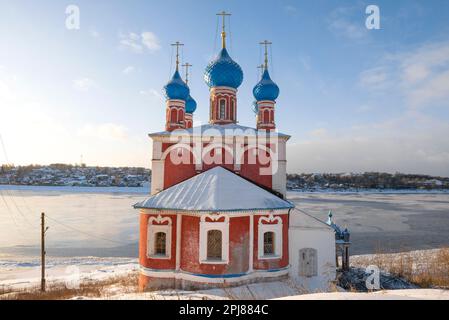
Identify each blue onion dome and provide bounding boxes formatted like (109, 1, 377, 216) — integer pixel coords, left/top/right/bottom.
(253, 69, 280, 101)
(204, 48, 244, 89)
(163, 70, 190, 100)
(185, 95, 197, 114)
(252, 100, 258, 114)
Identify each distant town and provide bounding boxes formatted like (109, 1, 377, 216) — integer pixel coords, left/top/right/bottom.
(0, 164, 151, 187)
(0, 164, 448, 191)
(287, 172, 449, 191)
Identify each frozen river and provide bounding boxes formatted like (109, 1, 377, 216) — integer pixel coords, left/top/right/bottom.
(1, 185, 449, 257)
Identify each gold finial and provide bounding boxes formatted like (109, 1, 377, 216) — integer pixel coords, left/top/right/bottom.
(171, 41, 184, 71)
(259, 40, 272, 70)
(257, 64, 265, 77)
(217, 11, 231, 49)
(182, 62, 193, 84)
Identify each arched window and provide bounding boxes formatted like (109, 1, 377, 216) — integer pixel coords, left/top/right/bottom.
(258, 216, 283, 260)
(263, 232, 275, 255)
(207, 230, 222, 260)
(230, 100, 235, 120)
(154, 232, 167, 255)
(170, 108, 177, 123)
(219, 99, 226, 120)
(264, 109, 270, 123)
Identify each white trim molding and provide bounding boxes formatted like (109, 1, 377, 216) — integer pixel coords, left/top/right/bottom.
(140, 266, 289, 284)
(199, 213, 230, 264)
(147, 215, 172, 260)
(258, 214, 283, 260)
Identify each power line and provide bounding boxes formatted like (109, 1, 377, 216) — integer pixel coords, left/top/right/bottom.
(213, 14, 219, 53)
(44, 214, 128, 246)
(0, 189, 33, 240)
(0, 134, 36, 227)
(228, 15, 233, 53)
(169, 43, 174, 79)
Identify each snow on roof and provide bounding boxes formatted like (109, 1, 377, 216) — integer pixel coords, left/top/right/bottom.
(149, 123, 290, 138)
(289, 208, 333, 230)
(134, 166, 294, 212)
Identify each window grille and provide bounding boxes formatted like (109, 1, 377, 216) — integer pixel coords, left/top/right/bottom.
(263, 232, 275, 255)
(207, 230, 222, 260)
(154, 232, 167, 255)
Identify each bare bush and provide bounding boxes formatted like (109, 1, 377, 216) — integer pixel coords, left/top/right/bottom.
(351, 247, 449, 288)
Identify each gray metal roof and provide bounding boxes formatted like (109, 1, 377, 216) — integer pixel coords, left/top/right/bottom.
(134, 166, 294, 212)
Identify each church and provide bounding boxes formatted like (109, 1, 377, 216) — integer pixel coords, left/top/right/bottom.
(134, 12, 336, 292)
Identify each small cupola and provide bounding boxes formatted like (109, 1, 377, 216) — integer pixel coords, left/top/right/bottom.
(253, 40, 279, 130)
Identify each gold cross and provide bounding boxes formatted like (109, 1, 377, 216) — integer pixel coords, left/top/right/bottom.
(182, 62, 193, 84)
(217, 11, 231, 48)
(171, 41, 184, 71)
(259, 40, 272, 70)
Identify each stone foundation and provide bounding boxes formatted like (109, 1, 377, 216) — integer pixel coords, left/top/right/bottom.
(139, 271, 288, 292)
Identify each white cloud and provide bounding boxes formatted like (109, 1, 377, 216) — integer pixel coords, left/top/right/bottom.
(119, 31, 161, 54)
(122, 66, 135, 75)
(309, 128, 328, 138)
(360, 40, 449, 108)
(77, 123, 128, 141)
(119, 32, 142, 53)
(408, 69, 449, 107)
(288, 113, 449, 176)
(141, 32, 161, 52)
(359, 67, 388, 88)
(328, 7, 367, 40)
(140, 88, 163, 100)
(73, 78, 96, 91)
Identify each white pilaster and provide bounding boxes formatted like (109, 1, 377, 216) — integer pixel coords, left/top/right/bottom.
(176, 214, 182, 271)
(151, 160, 165, 195)
(249, 214, 254, 272)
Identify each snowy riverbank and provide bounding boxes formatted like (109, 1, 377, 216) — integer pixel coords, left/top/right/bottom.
(1, 249, 449, 300)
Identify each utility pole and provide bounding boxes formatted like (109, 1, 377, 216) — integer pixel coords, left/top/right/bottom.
(41, 212, 48, 292)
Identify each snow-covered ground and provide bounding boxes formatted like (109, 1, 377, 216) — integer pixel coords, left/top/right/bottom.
(0, 255, 138, 292)
(276, 289, 449, 300)
(2, 250, 449, 300)
(75, 287, 449, 300)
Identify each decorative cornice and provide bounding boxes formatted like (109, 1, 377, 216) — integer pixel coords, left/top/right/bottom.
(148, 214, 172, 226)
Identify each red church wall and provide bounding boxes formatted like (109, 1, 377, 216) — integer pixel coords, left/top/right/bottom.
(162, 143, 197, 189)
(253, 214, 289, 270)
(179, 215, 200, 272)
(202, 144, 235, 172)
(180, 215, 250, 275)
(139, 211, 178, 270)
(162, 142, 274, 191)
(240, 147, 272, 190)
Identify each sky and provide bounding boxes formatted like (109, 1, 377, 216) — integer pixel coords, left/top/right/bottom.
(1, 0, 449, 176)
